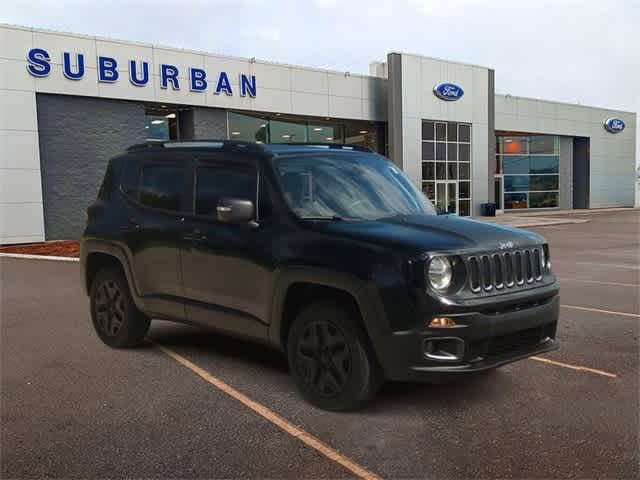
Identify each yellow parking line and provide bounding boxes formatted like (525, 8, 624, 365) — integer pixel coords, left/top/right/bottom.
(153, 342, 382, 480)
(529, 356, 617, 378)
(561, 304, 640, 318)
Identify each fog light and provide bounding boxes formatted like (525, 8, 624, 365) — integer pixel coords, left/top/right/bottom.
(429, 317, 457, 328)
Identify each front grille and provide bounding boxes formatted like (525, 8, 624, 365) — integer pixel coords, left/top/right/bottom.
(471, 323, 555, 360)
(466, 246, 545, 294)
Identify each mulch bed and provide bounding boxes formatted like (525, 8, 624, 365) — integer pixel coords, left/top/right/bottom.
(0, 240, 80, 258)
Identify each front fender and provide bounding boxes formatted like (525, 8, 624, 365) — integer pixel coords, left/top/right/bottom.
(267, 266, 390, 356)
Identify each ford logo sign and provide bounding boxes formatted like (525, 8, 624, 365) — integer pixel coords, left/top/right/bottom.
(433, 82, 464, 101)
(604, 117, 625, 133)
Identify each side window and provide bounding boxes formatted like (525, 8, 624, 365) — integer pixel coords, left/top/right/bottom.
(97, 160, 115, 200)
(139, 164, 185, 212)
(120, 159, 139, 198)
(195, 166, 256, 216)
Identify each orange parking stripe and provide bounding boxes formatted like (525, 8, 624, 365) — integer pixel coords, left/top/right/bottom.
(561, 304, 640, 318)
(153, 342, 382, 480)
(529, 356, 617, 378)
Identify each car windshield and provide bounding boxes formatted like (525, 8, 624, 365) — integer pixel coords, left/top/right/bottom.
(273, 152, 436, 220)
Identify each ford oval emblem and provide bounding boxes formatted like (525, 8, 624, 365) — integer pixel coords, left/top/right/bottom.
(433, 82, 464, 101)
(604, 117, 625, 133)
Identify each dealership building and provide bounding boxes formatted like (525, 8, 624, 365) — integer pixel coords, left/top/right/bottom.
(0, 23, 637, 244)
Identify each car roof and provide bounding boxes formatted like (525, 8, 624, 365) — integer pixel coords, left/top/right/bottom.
(125, 140, 372, 157)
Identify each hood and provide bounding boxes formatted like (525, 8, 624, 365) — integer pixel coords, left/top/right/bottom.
(310, 214, 545, 254)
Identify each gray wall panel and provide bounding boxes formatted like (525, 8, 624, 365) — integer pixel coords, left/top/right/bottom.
(193, 107, 227, 139)
(487, 69, 496, 203)
(36, 94, 146, 240)
(386, 53, 403, 169)
(559, 136, 573, 209)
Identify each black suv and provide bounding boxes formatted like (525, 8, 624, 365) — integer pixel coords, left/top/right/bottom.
(81, 141, 559, 411)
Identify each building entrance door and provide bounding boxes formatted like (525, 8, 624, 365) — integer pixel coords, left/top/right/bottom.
(435, 181, 458, 215)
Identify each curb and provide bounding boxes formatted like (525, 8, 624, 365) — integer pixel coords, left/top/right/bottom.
(0, 253, 80, 262)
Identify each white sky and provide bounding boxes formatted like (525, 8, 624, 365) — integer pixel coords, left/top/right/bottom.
(3, 0, 638, 166)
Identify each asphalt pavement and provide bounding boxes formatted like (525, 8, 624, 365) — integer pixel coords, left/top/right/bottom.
(1, 210, 638, 479)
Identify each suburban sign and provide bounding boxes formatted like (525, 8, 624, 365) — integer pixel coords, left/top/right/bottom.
(26, 48, 257, 97)
(603, 117, 625, 134)
(433, 82, 464, 101)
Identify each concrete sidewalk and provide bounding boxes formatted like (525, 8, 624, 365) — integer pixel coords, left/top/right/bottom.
(474, 206, 639, 228)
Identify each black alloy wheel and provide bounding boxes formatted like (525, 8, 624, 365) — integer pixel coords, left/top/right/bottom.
(94, 279, 125, 337)
(288, 301, 382, 411)
(297, 320, 351, 397)
(90, 266, 150, 348)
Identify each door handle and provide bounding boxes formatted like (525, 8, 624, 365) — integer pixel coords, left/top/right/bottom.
(120, 218, 140, 231)
(183, 229, 207, 241)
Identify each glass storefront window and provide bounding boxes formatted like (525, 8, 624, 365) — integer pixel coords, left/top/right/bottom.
(458, 124, 471, 143)
(422, 142, 435, 160)
(458, 144, 470, 162)
(422, 162, 435, 180)
(459, 163, 470, 180)
(530, 175, 559, 191)
(270, 119, 307, 143)
(422, 122, 435, 141)
(497, 134, 560, 210)
(504, 175, 530, 192)
(145, 115, 170, 140)
(227, 112, 382, 152)
(504, 193, 528, 209)
(228, 112, 268, 142)
(421, 120, 472, 216)
(503, 156, 530, 175)
(309, 124, 343, 143)
(530, 135, 559, 154)
(499, 136, 528, 155)
(530, 155, 559, 174)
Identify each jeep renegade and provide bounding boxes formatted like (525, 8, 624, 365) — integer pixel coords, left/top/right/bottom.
(81, 141, 559, 411)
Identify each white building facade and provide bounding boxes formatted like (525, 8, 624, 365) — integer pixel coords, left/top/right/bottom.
(0, 24, 636, 243)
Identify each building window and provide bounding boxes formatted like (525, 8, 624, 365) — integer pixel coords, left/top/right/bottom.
(421, 120, 472, 216)
(227, 112, 384, 153)
(145, 106, 179, 140)
(497, 135, 560, 210)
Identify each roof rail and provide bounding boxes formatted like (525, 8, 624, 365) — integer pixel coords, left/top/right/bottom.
(125, 140, 267, 153)
(267, 143, 372, 153)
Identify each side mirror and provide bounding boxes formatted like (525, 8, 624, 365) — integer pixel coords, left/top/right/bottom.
(216, 198, 255, 224)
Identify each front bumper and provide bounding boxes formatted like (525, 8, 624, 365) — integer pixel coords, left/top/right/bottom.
(373, 283, 560, 382)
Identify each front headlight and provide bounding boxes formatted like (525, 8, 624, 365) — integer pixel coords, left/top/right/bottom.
(427, 256, 452, 291)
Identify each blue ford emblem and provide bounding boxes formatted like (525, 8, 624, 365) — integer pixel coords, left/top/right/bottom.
(433, 82, 464, 101)
(603, 117, 625, 133)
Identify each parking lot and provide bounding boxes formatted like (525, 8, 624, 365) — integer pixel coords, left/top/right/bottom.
(1, 210, 638, 479)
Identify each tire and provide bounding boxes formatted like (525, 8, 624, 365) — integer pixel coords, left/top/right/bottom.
(287, 301, 382, 411)
(90, 266, 150, 348)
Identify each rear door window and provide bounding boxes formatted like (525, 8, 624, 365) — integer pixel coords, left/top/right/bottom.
(139, 164, 185, 212)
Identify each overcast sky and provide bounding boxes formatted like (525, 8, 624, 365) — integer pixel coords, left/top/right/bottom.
(3, 0, 638, 164)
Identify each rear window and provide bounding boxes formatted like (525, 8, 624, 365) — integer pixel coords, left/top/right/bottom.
(139, 164, 185, 212)
(97, 160, 116, 200)
(120, 159, 139, 198)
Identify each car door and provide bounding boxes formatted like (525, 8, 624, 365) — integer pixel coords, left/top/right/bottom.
(118, 153, 189, 320)
(180, 157, 275, 339)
